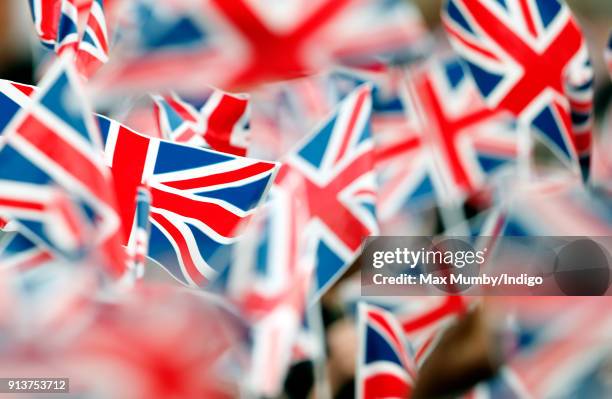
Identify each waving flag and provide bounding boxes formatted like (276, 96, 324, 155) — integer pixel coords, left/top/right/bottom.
(0, 61, 124, 275)
(310, 67, 440, 220)
(215, 183, 313, 396)
(347, 295, 468, 368)
(274, 84, 377, 300)
(0, 83, 52, 269)
(94, 0, 428, 94)
(397, 296, 467, 368)
(55, 0, 80, 55)
(356, 302, 416, 399)
(75, 0, 110, 77)
(98, 115, 277, 287)
(407, 59, 518, 200)
(29, 0, 63, 49)
(375, 58, 518, 219)
(442, 0, 593, 180)
(215, 183, 311, 318)
(152, 90, 250, 156)
(28, 0, 110, 77)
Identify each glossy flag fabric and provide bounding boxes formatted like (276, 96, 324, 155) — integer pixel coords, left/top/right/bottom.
(374, 58, 519, 217)
(0, 72, 276, 283)
(28, 0, 110, 78)
(0, 61, 124, 275)
(152, 90, 250, 156)
(442, 0, 594, 181)
(356, 302, 416, 399)
(98, 115, 278, 287)
(273, 84, 378, 301)
(93, 0, 429, 94)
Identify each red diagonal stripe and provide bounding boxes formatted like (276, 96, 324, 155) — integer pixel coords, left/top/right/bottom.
(204, 93, 248, 154)
(401, 296, 465, 333)
(150, 187, 248, 238)
(442, 18, 500, 61)
(0, 198, 45, 212)
(375, 136, 421, 165)
(174, 126, 198, 143)
(167, 95, 199, 123)
(16, 115, 109, 203)
(38, 0, 62, 42)
(151, 212, 207, 286)
(160, 162, 274, 190)
(15, 250, 54, 271)
(518, 0, 538, 38)
(86, 6, 108, 53)
(276, 150, 374, 252)
(334, 88, 369, 163)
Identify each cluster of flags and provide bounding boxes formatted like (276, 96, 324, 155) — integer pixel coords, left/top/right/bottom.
(30, 0, 109, 77)
(152, 90, 250, 155)
(91, 0, 429, 94)
(1, 0, 612, 398)
(442, 0, 594, 181)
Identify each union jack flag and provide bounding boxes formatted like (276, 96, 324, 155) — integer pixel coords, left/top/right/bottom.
(55, 0, 80, 55)
(94, 0, 428, 94)
(213, 179, 313, 396)
(152, 90, 250, 156)
(75, 0, 110, 77)
(214, 184, 311, 316)
(274, 84, 377, 300)
(442, 0, 593, 181)
(356, 302, 417, 399)
(28, 0, 110, 77)
(97, 115, 278, 287)
(376, 58, 519, 219)
(397, 296, 467, 368)
(303, 67, 439, 225)
(29, 0, 95, 45)
(0, 82, 52, 269)
(0, 61, 124, 275)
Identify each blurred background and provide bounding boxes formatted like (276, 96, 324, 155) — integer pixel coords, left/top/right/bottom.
(0, 1, 612, 399)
